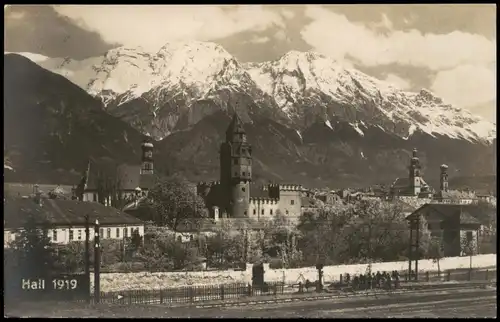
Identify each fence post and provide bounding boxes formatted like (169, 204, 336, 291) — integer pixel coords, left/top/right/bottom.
(340, 274, 343, 285)
(468, 268, 472, 281)
(485, 269, 489, 280)
(446, 270, 451, 282)
(220, 285, 225, 301)
(247, 283, 252, 296)
(159, 289, 163, 305)
(189, 287, 194, 303)
(426, 271, 429, 282)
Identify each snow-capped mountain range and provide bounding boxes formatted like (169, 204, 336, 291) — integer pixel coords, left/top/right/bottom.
(8, 41, 496, 143)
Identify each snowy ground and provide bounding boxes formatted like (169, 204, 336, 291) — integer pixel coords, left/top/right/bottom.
(91, 254, 496, 293)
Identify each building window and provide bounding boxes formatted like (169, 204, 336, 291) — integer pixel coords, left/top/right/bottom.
(107, 228, 111, 239)
(78, 230, 82, 240)
(286, 210, 289, 215)
(190, 235, 194, 241)
(290, 200, 294, 205)
(69, 229, 74, 241)
(116, 228, 120, 238)
(244, 211, 247, 215)
(243, 172, 246, 176)
(242, 187, 246, 192)
(261, 209, 264, 215)
(177, 235, 182, 242)
(270, 209, 273, 215)
(124, 228, 128, 238)
(253, 209, 256, 215)
(234, 172, 238, 176)
(93, 193, 97, 202)
(52, 230, 57, 242)
(234, 159, 238, 165)
(100, 228, 104, 237)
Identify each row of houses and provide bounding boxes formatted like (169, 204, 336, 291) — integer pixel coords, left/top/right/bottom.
(4, 194, 144, 247)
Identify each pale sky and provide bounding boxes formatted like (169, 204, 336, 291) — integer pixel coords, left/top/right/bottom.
(4, 4, 497, 122)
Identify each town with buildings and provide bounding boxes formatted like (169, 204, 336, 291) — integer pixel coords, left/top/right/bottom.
(4, 4, 497, 318)
(4, 113, 496, 261)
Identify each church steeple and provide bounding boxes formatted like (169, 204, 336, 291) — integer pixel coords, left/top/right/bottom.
(141, 136, 154, 175)
(409, 148, 422, 195)
(440, 164, 449, 192)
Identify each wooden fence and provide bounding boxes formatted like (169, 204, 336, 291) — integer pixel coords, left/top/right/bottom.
(96, 282, 285, 305)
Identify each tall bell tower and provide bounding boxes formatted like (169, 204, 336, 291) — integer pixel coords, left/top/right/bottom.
(440, 164, 449, 192)
(409, 148, 422, 196)
(220, 113, 252, 218)
(141, 136, 154, 175)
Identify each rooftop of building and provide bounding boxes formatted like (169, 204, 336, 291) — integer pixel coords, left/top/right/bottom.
(4, 196, 144, 229)
(83, 158, 156, 191)
(225, 112, 246, 140)
(406, 203, 491, 226)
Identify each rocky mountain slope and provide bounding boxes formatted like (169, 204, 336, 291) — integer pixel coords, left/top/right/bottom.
(4, 54, 146, 184)
(4, 44, 497, 189)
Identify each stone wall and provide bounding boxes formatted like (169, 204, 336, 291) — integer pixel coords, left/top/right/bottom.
(264, 254, 496, 284)
(91, 254, 496, 293)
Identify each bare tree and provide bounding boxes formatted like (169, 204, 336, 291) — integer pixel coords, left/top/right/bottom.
(145, 175, 207, 231)
(461, 231, 476, 275)
(427, 236, 445, 276)
(263, 211, 302, 268)
(95, 165, 125, 208)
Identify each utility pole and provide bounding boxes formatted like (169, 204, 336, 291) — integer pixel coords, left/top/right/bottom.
(415, 217, 420, 281)
(367, 222, 372, 275)
(94, 219, 101, 304)
(84, 214, 91, 303)
(408, 220, 413, 280)
(122, 233, 126, 262)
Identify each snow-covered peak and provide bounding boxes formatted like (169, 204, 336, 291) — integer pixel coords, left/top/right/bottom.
(16, 41, 249, 106)
(245, 50, 496, 144)
(157, 41, 234, 60)
(8, 42, 495, 144)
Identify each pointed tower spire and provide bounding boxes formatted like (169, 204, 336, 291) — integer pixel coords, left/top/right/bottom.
(84, 159, 91, 190)
(225, 112, 246, 142)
